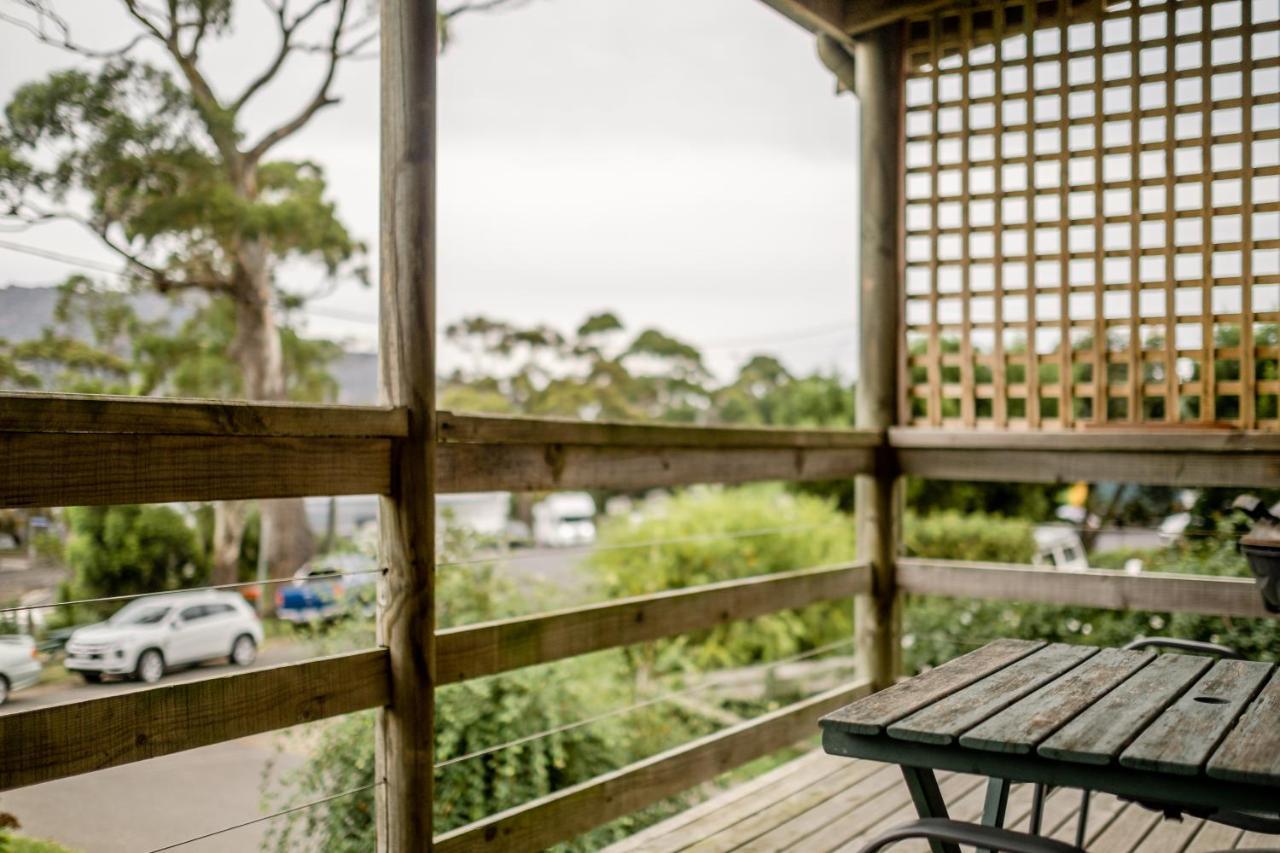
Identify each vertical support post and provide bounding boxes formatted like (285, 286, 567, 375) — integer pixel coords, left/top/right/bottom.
(377, 0, 437, 850)
(853, 21, 905, 691)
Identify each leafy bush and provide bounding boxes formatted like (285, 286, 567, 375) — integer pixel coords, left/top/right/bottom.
(262, 536, 711, 851)
(586, 485, 857, 675)
(903, 511, 1036, 563)
(60, 505, 206, 615)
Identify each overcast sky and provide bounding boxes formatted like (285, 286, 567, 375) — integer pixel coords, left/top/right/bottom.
(0, 0, 862, 380)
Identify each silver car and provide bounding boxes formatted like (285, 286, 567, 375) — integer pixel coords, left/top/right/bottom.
(0, 635, 42, 705)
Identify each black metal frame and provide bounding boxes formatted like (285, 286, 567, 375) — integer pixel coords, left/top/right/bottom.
(857, 818, 1084, 853)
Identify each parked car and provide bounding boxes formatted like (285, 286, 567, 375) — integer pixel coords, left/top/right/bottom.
(276, 553, 377, 624)
(532, 492, 597, 547)
(64, 590, 263, 684)
(0, 635, 42, 705)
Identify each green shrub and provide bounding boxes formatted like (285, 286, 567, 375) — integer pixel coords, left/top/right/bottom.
(903, 511, 1035, 563)
(587, 485, 857, 674)
(262, 536, 711, 851)
(61, 505, 206, 616)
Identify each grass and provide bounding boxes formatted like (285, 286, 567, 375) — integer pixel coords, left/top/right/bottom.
(5, 834, 79, 853)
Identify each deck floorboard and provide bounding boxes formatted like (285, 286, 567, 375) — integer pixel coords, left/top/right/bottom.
(606, 750, 1271, 852)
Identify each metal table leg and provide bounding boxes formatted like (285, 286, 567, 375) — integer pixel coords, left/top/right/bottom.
(901, 766, 961, 853)
(978, 777, 1012, 853)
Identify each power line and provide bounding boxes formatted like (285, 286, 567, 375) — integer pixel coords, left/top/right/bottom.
(434, 637, 856, 770)
(0, 238, 121, 273)
(146, 781, 382, 852)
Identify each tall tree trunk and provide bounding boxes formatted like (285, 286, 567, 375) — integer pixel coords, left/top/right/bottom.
(211, 499, 249, 586)
(231, 239, 315, 590)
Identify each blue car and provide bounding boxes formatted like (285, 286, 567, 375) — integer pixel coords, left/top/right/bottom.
(275, 554, 377, 624)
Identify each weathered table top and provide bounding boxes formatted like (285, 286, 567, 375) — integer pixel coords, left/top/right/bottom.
(821, 639, 1280, 814)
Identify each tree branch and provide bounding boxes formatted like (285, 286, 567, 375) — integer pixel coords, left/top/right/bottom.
(231, 0, 332, 112)
(0, 2, 147, 58)
(246, 0, 351, 163)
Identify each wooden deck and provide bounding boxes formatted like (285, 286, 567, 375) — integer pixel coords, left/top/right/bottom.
(607, 750, 1277, 852)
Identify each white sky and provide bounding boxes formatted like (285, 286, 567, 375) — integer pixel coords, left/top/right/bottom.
(0, 0, 862, 381)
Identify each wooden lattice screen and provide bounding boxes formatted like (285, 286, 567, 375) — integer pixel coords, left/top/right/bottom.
(900, 0, 1280, 430)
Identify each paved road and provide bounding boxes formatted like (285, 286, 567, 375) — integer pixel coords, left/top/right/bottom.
(0, 642, 311, 717)
(1, 545, 595, 849)
(3, 732, 307, 852)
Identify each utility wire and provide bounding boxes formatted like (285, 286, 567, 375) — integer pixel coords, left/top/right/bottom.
(145, 781, 382, 852)
(434, 637, 857, 770)
(0, 569, 385, 618)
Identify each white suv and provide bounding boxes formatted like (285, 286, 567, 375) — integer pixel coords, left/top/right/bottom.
(65, 590, 263, 684)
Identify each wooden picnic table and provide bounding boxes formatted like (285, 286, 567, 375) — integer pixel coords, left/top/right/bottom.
(821, 639, 1280, 852)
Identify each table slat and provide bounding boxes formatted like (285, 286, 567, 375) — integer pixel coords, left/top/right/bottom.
(821, 638, 1045, 735)
(1206, 668, 1280, 786)
(1119, 658, 1274, 776)
(958, 647, 1155, 754)
(1038, 653, 1212, 765)
(887, 644, 1096, 745)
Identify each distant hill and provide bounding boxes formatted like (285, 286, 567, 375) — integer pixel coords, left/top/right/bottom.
(0, 284, 378, 404)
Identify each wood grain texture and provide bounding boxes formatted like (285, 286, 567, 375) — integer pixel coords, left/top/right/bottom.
(0, 432, 391, 508)
(887, 644, 1096, 745)
(0, 649, 388, 791)
(438, 562, 870, 684)
(852, 16, 905, 692)
(436, 442, 875, 494)
(438, 412, 880, 449)
(888, 428, 1280, 453)
(895, 447, 1280, 489)
(1206, 669, 1280, 785)
(375, 0, 437, 848)
(1039, 653, 1213, 766)
(959, 648, 1154, 754)
(1120, 659, 1274, 775)
(822, 638, 1045, 734)
(897, 559, 1269, 619)
(0, 391, 406, 437)
(433, 681, 872, 853)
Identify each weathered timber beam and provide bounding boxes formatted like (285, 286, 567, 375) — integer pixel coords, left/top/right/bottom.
(0, 649, 388, 791)
(433, 680, 872, 853)
(437, 562, 871, 684)
(436, 442, 875, 493)
(0, 391, 406, 437)
(0, 432, 391, 507)
(438, 412, 881, 449)
(898, 559, 1270, 618)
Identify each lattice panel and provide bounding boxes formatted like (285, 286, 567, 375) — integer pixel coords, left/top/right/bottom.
(900, 0, 1280, 430)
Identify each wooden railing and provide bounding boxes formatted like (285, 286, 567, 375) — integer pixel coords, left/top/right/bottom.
(2, 389, 1276, 848)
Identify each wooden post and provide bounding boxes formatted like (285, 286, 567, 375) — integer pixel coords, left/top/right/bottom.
(853, 21, 904, 691)
(377, 0, 437, 849)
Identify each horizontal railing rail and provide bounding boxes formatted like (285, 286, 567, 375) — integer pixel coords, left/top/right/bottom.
(889, 427, 1280, 488)
(3, 393, 1278, 847)
(0, 562, 868, 792)
(898, 558, 1269, 619)
(437, 562, 871, 684)
(0, 649, 389, 791)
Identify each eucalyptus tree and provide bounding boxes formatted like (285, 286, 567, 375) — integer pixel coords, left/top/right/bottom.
(0, 0, 526, 583)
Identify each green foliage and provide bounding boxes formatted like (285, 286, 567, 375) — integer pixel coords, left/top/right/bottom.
(263, 529, 711, 851)
(442, 312, 856, 429)
(904, 511, 1036, 563)
(62, 505, 206, 613)
(587, 486, 857, 674)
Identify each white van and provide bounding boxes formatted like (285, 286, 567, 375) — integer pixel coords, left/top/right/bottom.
(532, 492, 597, 547)
(1032, 525, 1089, 571)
